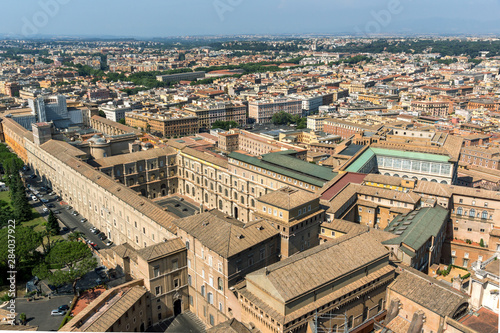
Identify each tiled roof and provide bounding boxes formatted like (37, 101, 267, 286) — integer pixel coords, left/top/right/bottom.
(39, 140, 179, 234)
(258, 187, 318, 210)
(388, 266, 469, 317)
(136, 238, 185, 262)
(91, 115, 141, 134)
(175, 210, 279, 258)
(93, 147, 177, 168)
(246, 231, 389, 302)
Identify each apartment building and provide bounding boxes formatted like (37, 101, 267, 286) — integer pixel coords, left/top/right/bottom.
(99, 103, 132, 122)
(236, 231, 395, 333)
(175, 210, 281, 328)
(306, 115, 327, 132)
(90, 115, 142, 136)
(125, 110, 199, 138)
(410, 100, 454, 117)
(234, 130, 307, 158)
(248, 98, 302, 124)
(460, 147, 500, 171)
(184, 101, 246, 131)
(156, 71, 206, 83)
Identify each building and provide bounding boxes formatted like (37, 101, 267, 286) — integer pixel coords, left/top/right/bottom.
(469, 254, 499, 314)
(323, 118, 383, 139)
(382, 206, 448, 272)
(184, 101, 247, 131)
(307, 115, 327, 132)
(60, 280, 149, 332)
(236, 231, 395, 333)
(175, 210, 281, 328)
(99, 102, 132, 122)
(87, 88, 111, 101)
(156, 71, 206, 83)
(411, 100, 454, 117)
(384, 267, 469, 333)
(460, 147, 500, 171)
(0, 81, 20, 97)
(125, 110, 199, 138)
(248, 98, 302, 124)
(90, 115, 141, 136)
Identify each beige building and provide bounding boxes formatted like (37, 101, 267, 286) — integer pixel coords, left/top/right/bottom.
(248, 98, 302, 124)
(184, 100, 247, 131)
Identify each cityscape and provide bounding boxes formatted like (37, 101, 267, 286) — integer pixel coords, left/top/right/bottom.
(0, 3, 500, 333)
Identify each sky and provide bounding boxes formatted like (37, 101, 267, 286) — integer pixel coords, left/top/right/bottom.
(0, 0, 500, 38)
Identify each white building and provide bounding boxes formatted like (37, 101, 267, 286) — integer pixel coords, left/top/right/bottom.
(307, 115, 327, 132)
(469, 254, 499, 313)
(99, 102, 132, 122)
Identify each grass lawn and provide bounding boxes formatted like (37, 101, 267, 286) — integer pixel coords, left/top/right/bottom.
(0, 190, 63, 241)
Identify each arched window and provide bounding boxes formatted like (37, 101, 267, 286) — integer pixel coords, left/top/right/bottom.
(251, 199, 255, 207)
(186, 186, 190, 194)
(482, 211, 488, 219)
(457, 207, 462, 215)
(218, 277, 223, 291)
(421, 178, 428, 181)
(219, 200, 223, 210)
(192, 186, 195, 196)
(469, 208, 475, 218)
(440, 180, 448, 184)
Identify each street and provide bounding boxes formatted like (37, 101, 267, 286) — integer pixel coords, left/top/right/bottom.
(24, 171, 108, 250)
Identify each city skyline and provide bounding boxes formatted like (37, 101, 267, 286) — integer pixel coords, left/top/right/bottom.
(1, 0, 500, 38)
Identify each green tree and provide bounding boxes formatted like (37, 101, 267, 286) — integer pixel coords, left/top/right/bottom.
(19, 313, 26, 325)
(118, 118, 126, 125)
(98, 110, 106, 118)
(68, 231, 82, 242)
(46, 211, 60, 236)
(0, 226, 43, 265)
(9, 174, 32, 223)
(479, 238, 485, 247)
(33, 241, 97, 295)
(0, 200, 13, 228)
(211, 120, 239, 131)
(271, 111, 293, 125)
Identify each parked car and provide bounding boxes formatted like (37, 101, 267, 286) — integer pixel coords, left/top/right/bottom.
(51, 309, 66, 316)
(98, 233, 107, 241)
(49, 191, 56, 196)
(53, 210, 61, 214)
(47, 203, 55, 208)
(105, 240, 113, 246)
(61, 227, 69, 233)
(72, 211, 78, 216)
(58, 305, 69, 311)
(31, 196, 38, 201)
(41, 198, 49, 203)
(80, 218, 87, 223)
(66, 205, 72, 210)
(91, 228, 100, 235)
(93, 244, 100, 251)
(42, 207, 49, 213)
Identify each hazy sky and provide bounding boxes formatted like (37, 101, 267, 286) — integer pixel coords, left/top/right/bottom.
(1, 0, 500, 38)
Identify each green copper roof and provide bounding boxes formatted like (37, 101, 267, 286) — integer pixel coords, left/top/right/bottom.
(229, 151, 337, 187)
(345, 148, 375, 172)
(371, 147, 450, 163)
(382, 206, 448, 252)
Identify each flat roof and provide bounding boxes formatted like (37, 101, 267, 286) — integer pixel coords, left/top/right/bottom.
(339, 144, 365, 156)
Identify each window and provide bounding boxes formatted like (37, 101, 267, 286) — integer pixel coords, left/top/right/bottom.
(208, 256, 213, 267)
(457, 207, 463, 215)
(218, 277, 223, 291)
(469, 208, 475, 218)
(451, 250, 456, 256)
(188, 274, 192, 286)
(186, 240, 190, 250)
(482, 211, 488, 219)
(262, 206, 266, 212)
(209, 276, 214, 287)
(189, 296, 193, 306)
(172, 259, 178, 270)
(480, 228, 485, 233)
(219, 302, 223, 312)
(207, 292, 214, 305)
(348, 316, 353, 329)
(201, 285, 205, 297)
(209, 314, 214, 326)
(174, 279, 179, 288)
(155, 286, 161, 296)
(153, 266, 160, 278)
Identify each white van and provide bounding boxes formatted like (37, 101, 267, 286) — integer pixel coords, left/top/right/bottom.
(31, 195, 38, 201)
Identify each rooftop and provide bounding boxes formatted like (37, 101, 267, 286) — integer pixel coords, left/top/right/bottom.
(258, 187, 318, 210)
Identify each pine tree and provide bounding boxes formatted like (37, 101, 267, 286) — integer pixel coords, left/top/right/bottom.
(10, 174, 31, 223)
(47, 211, 60, 235)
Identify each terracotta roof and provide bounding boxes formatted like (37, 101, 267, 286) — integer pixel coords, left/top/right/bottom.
(136, 238, 185, 262)
(91, 115, 141, 134)
(321, 219, 397, 243)
(207, 318, 255, 333)
(93, 146, 177, 168)
(246, 231, 390, 302)
(175, 210, 279, 258)
(258, 187, 317, 210)
(388, 266, 469, 317)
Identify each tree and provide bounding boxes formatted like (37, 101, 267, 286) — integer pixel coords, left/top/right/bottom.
(33, 241, 97, 295)
(0, 200, 13, 228)
(0, 226, 43, 265)
(19, 313, 26, 325)
(98, 110, 106, 118)
(211, 120, 239, 131)
(10, 174, 32, 223)
(118, 118, 126, 125)
(271, 111, 293, 125)
(480, 238, 485, 247)
(46, 211, 60, 236)
(68, 231, 82, 242)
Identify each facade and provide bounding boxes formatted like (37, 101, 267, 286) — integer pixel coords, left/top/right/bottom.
(460, 147, 500, 171)
(184, 101, 247, 131)
(175, 210, 281, 328)
(469, 254, 499, 313)
(99, 103, 132, 122)
(90, 115, 141, 136)
(306, 115, 327, 132)
(87, 88, 111, 101)
(248, 98, 302, 124)
(125, 110, 199, 138)
(236, 231, 395, 333)
(411, 100, 454, 117)
(323, 118, 382, 139)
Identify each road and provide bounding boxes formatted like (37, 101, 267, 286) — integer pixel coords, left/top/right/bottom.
(14, 294, 74, 331)
(23, 171, 108, 250)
